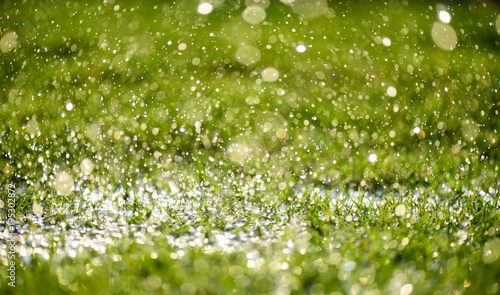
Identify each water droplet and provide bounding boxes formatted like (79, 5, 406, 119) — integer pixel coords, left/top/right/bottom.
(368, 153, 377, 163)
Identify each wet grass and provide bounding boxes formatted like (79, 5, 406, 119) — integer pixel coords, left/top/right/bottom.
(1, 0, 500, 294)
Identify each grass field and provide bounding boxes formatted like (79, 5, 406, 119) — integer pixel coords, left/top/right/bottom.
(1, 0, 500, 294)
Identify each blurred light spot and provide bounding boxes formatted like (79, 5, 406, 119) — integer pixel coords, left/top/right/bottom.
(296, 44, 306, 53)
(431, 22, 457, 51)
(276, 128, 286, 139)
(197, 2, 213, 15)
(395, 204, 407, 217)
(400, 284, 413, 295)
(66, 102, 74, 111)
(80, 158, 94, 174)
(227, 142, 251, 164)
(496, 14, 500, 34)
(242, 6, 267, 25)
(192, 57, 201, 65)
(387, 86, 397, 97)
(0, 31, 18, 53)
(288, 0, 328, 19)
(261, 67, 279, 82)
(413, 126, 420, 134)
(438, 10, 451, 24)
(235, 45, 261, 66)
(178, 43, 187, 51)
(368, 153, 377, 163)
(33, 201, 43, 217)
(55, 171, 74, 196)
(245, 0, 270, 8)
(382, 37, 391, 46)
(483, 238, 500, 264)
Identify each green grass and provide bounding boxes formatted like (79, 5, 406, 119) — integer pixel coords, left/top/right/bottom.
(1, 0, 500, 294)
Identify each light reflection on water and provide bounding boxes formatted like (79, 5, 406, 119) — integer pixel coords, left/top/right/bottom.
(1, 181, 496, 264)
